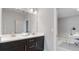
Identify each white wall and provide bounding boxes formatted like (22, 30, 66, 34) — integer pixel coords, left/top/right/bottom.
(38, 8, 57, 51)
(2, 9, 28, 34)
(0, 8, 2, 35)
(58, 16, 79, 37)
(58, 8, 79, 18)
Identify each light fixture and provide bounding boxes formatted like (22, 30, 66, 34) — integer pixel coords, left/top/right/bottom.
(29, 8, 38, 14)
(76, 8, 79, 11)
(30, 8, 34, 13)
(33, 10, 37, 14)
(15, 8, 38, 14)
(15, 8, 22, 10)
(74, 8, 79, 11)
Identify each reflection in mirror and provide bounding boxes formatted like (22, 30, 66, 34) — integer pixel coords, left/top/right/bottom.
(2, 8, 30, 34)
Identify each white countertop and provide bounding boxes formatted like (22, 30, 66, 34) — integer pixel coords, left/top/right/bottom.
(0, 33, 44, 43)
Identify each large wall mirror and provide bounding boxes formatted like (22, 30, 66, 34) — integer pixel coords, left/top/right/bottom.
(2, 8, 31, 34)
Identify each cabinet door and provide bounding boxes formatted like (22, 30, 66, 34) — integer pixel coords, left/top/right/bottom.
(27, 36, 44, 51)
(12, 46, 25, 51)
(0, 43, 13, 51)
(27, 39, 37, 51)
(35, 36, 44, 51)
(0, 40, 25, 51)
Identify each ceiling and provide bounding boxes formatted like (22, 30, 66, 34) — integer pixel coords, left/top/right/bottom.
(57, 8, 79, 18)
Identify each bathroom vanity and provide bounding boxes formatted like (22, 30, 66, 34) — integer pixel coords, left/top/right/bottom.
(0, 33, 44, 51)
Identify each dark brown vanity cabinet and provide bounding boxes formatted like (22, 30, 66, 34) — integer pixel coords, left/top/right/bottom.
(0, 36, 44, 51)
(27, 36, 44, 51)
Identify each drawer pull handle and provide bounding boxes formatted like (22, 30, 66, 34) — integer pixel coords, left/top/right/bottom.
(29, 45, 35, 48)
(29, 40, 34, 42)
